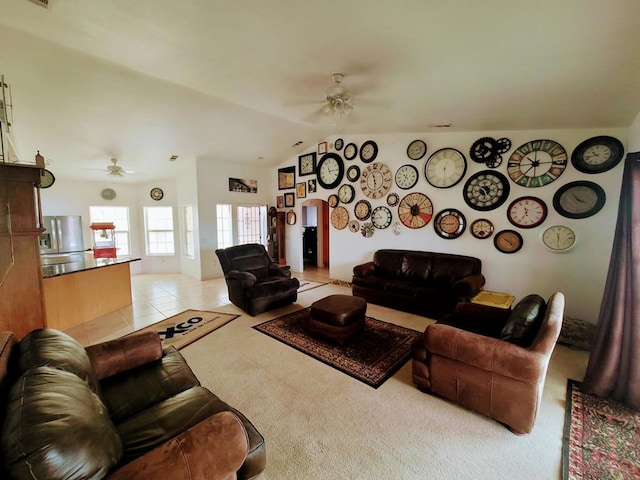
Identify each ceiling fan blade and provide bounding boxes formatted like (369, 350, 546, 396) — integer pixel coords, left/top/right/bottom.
(301, 106, 327, 124)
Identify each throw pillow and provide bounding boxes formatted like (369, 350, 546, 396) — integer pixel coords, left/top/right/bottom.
(500, 294, 546, 347)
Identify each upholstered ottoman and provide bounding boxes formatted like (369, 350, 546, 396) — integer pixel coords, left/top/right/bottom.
(309, 294, 367, 343)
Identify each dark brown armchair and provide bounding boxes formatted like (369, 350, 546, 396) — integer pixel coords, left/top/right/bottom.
(216, 243, 300, 316)
(412, 292, 564, 434)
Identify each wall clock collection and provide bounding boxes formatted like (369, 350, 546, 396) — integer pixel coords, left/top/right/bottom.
(292, 134, 621, 254)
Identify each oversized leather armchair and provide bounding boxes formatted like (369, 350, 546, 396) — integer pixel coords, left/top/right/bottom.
(216, 243, 300, 316)
(411, 292, 564, 434)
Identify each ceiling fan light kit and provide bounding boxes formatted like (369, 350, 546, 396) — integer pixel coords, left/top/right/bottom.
(323, 73, 354, 132)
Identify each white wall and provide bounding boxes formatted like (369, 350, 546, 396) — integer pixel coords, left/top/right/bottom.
(176, 158, 201, 279)
(278, 127, 627, 324)
(629, 111, 640, 152)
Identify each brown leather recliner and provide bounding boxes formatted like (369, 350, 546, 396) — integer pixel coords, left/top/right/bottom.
(411, 292, 564, 434)
(0, 328, 266, 480)
(216, 243, 300, 316)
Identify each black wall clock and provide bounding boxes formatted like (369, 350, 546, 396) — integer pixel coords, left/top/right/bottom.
(553, 181, 606, 219)
(507, 139, 567, 187)
(354, 199, 372, 221)
(434, 208, 466, 239)
(463, 170, 510, 211)
(507, 196, 547, 229)
(150, 187, 164, 201)
(359, 140, 378, 163)
(494, 229, 523, 254)
(425, 148, 467, 188)
(334, 138, 344, 151)
(371, 205, 392, 229)
(316, 153, 344, 189)
(344, 143, 358, 160)
(346, 165, 360, 182)
(407, 139, 427, 160)
(571, 136, 624, 174)
(395, 164, 419, 190)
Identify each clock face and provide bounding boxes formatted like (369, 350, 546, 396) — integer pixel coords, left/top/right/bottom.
(40, 169, 56, 188)
(395, 164, 419, 190)
(360, 162, 393, 199)
(150, 187, 164, 201)
(407, 139, 427, 160)
(494, 229, 523, 254)
(101, 188, 116, 200)
(571, 136, 624, 174)
(371, 206, 392, 229)
(299, 153, 316, 176)
(398, 192, 433, 229)
(348, 220, 360, 233)
(508, 139, 568, 187)
(392, 221, 402, 236)
(344, 143, 358, 160)
(463, 170, 510, 211)
(387, 192, 400, 207)
(331, 206, 349, 230)
(316, 153, 344, 189)
(553, 181, 606, 219)
(425, 148, 467, 188)
(470, 218, 494, 239)
(334, 138, 344, 151)
(338, 184, 356, 204)
(507, 196, 548, 229)
(542, 225, 576, 251)
(354, 199, 372, 221)
(286, 210, 297, 225)
(346, 165, 360, 182)
(434, 209, 466, 239)
(359, 140, 378, 163)
(328, 194, 339, 208)
(361, 222, 375, 238)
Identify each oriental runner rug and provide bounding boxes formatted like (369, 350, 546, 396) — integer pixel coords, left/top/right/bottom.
(134, 309, 239, 350)
(563, 379, 640, 479)
(297, 280, 327, 293)
(253, 307, 421, 388)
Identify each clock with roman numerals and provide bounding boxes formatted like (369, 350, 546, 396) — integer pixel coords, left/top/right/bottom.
(507, 139, 567, 187)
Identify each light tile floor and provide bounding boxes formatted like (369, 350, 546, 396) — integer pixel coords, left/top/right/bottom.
(64, 267, 331, 347)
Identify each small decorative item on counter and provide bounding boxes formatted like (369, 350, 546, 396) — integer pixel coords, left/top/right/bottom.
(90, 222, 117, 258)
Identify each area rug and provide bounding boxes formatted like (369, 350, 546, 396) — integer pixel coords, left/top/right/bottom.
(297, 280, 327, 293)
(253, 307, 421, 388)
(134, 309, 239, 350)
(563, 379, 640, 479)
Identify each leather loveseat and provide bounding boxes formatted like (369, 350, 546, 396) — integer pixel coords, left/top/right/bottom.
(216, 243, 300, 316)
(411, 292, 564, 434)
(352, 249, 485, 319)
(0, 328, 266, 480)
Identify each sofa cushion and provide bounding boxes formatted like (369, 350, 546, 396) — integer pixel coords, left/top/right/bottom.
(500, 294, 546, 347)
(430, 254, 481, 287)
(351, 274, 387, 290)
(244, 276, 298, 300)
(18, 328, 100, 394)
(373, 250, 404, 277)
(401, 251, 433, 281)
(1, 366, 122, 480)
(385, 279, 421, 296)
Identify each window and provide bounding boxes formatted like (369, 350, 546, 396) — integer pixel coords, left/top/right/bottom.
(89, 206, 130, 256)
(237, 205, 267, 246)
(216, 204, 233, 249)
(182, 205, 195, 258)
(144, 206, 175, 255)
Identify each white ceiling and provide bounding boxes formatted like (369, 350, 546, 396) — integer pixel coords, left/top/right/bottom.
(1, 0, 640, 182)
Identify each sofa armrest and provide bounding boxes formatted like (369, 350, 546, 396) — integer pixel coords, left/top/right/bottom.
(452, 273, 485, 298)
(226, 270, 257, 287)
(269, 263, 291, 278)
(353, 261, 375, 277)
(106, 411, 249, 480)
(425, 324, 547, 384)
(86, 331, 163, 381)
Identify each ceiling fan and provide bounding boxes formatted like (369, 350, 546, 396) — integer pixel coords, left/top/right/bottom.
(95, 158, 137, 177)
(319, 73, 354, 130)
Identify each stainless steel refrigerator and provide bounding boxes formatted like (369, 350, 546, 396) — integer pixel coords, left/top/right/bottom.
(39, 215, 85, 263)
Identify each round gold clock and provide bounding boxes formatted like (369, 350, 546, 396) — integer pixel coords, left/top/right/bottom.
(398, 192, 433, 229)
(470, 219, 494, 239)
(331, 206, 349, 230)
(434, 209, 466, 239)
(360, 162, 392, 199)
(150, 187, 164, 201)
(494, 229, 523, 254)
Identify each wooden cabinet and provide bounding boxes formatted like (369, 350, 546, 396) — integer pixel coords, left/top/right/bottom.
(0, 162, 46, 338)
(268, 207, 286, 265)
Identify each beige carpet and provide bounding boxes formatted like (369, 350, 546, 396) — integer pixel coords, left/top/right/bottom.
(134, 309, 238, 349)
(179, 284, 590, 480)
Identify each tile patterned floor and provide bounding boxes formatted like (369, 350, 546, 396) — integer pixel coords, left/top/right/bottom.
(64, 267, 330, 347)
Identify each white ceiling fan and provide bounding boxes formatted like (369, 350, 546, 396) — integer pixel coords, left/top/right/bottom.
(83, 157, 138, 177)
(318, 73, 354, 130)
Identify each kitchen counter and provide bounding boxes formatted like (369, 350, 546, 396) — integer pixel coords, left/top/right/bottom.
(42, 254, 141, 331)
(42, 253, 141, 278)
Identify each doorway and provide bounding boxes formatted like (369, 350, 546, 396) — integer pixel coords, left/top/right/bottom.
(301, 199, 329, 273)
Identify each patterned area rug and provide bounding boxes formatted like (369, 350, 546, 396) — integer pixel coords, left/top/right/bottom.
(134, 309, 239, 350)
(253, 307, 421, 388)
(563, 379, 640, 479)
(297, 281, 327, 293)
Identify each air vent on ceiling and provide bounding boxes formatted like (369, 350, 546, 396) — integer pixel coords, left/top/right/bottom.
(291, 141, 304, 147)
(26, 0, 49, 8)
(428, 123, 453, 128)
(169, 155, 178, 161)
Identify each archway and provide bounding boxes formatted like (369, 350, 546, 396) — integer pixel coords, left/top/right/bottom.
(301, 199, 329, 270)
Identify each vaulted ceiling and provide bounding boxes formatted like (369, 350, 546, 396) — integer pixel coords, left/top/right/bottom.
(1, 0, 639, 182)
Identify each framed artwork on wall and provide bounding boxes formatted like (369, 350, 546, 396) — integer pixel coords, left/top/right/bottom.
(284, 192, 295, 207)
(278, 166, 295, 190)
(296, 182, 306, 199)
(318, 142, 328, 155)
(276, 195, 284, 208)
(308, 179, 317, 193)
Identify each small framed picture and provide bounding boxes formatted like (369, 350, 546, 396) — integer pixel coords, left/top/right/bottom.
(308, 179, 317, 193)
(296, 182, 306, 199)
(298, 152, 317, 176)
(276, 195, 284, 208)
(278, 166, 295, 190)
(284, 192, 295, 207)
(318, 142, 328, 155)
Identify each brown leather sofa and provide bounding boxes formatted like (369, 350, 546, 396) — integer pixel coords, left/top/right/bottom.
(352, 249, 485, 319)
(216, 243, 300, 316)
(411, 292, 564, 434)
(0, 328, 266, 480)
